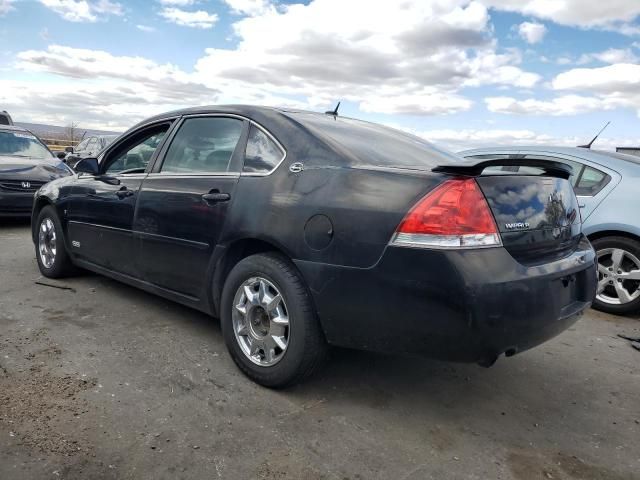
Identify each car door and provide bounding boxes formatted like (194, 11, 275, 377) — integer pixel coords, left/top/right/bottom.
(134, 115, 248, 298)
(66, 121, 175, 277)
(517, 151, 621, 221)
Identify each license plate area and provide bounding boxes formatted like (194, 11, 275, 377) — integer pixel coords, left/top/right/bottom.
(556, 273, 578, 308)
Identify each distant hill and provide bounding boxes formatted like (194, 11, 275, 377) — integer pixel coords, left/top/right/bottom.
(15, 122, 121, 140)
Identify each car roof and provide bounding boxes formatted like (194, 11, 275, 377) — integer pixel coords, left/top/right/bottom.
(129, 104, 283, 129)
(459, 145, 640, 172)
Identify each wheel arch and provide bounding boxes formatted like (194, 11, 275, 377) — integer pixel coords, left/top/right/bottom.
(210, 237, 303, 318)
(31, 196, 54, 243)
(587, 230, 640, 244)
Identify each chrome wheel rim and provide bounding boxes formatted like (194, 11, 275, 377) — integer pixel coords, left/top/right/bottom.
(232, 276, 289, 367)
(38, 218, 57, 269)
(596, 248, 640, 305)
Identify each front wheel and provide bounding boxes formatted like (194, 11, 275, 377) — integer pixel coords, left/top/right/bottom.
(592, 236, 640, 315)
(220, 252, 327, 388)
(35, 205, 75, 278)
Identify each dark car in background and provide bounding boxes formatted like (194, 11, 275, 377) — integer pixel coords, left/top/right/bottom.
(65, 134, 119, 165)
(31, 105, 596, 387)
(0, 125, 72, 217)
(0, 110, 14, 126)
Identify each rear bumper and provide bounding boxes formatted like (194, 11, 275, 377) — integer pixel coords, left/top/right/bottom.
(0, 192, 34, 216)
(295, 235, 596, 363)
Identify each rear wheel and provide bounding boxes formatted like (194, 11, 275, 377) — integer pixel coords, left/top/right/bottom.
(592, 236, 640, 315)
(220, 252, 327, 388)
(35, 206, 75, 278)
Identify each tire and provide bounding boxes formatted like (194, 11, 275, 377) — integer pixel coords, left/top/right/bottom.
(220, 252, 327, 388)
(34, 205, 75, 278)
(592, 236, 640, 315)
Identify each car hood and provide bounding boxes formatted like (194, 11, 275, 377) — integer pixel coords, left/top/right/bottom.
(0, 155, 71, 181)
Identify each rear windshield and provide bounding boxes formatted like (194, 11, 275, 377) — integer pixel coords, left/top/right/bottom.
(0, 130, 52, 158)
(287, 112, 460, 168)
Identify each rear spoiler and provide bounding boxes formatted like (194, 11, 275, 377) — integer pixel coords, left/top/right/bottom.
(433, 158, 572, 180)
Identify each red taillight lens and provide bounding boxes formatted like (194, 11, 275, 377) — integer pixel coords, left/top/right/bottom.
(391, 178, 501, 249)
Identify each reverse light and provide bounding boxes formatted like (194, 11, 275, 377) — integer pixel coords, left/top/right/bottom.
(390, 178, 501, 249)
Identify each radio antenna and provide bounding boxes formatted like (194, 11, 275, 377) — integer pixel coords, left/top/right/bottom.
(325, 101, 341, 117)
(578, 121, 610, 149)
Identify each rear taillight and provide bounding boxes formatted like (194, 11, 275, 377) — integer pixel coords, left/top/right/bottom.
(390, 178, 501, 249)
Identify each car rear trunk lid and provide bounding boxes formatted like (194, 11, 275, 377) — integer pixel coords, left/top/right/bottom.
(433, 158, 582, 265)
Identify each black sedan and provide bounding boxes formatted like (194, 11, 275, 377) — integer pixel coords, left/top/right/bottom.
(31, 106, 597, 387)
(0, 125, 72, 217)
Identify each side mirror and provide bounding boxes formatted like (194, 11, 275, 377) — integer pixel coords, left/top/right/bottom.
(56, 151, 66, 159)
(65, 146, 74, 153)
(74, 157, 99, 175)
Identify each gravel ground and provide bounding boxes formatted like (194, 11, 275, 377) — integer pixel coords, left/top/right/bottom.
(1, 219, 639, 480)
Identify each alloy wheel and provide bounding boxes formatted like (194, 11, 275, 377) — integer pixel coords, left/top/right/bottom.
(38, 218, 57, 269)
(596, 248, 640, 305)
(232, 276, 290, 366)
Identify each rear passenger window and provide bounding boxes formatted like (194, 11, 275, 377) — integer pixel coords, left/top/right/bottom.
(243, 124, 285, 174)
(161, 117, 243, 174)
(575, 166, 610, 196)
(522, 155, 583, 187)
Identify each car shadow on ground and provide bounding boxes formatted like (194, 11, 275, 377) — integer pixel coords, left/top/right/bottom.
(55, 268, 629, 425)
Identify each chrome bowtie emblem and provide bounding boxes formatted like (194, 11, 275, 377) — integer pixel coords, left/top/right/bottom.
(21, 181, 31, 189)
(505, 222, 530, 230)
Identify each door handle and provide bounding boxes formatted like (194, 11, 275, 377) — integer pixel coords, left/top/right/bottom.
(202, 191, 231, 204)
(116, 187, 134, 199)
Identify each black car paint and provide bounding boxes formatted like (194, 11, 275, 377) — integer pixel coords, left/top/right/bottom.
(0, 126, 72, 216)
(32, 106, 597, 364)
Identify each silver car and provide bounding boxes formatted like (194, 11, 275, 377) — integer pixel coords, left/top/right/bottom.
(65, 134, 119, 163)
(460, 146, 640, 315)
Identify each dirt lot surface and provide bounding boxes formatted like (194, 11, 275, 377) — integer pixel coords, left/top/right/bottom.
(1, 220, 639, 480)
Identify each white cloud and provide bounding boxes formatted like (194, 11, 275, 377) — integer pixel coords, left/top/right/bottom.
(10, 1, 548, 123)
(412, 128, 632, 152)
(552, 63, 640, 94)
(224, 0, 272, 16)
(417, 128, 557, 151)
(158, 0, 195, 4)
(517, 21, 546, 44)
(0, 0, 16, 16)
(578, 48, 638, 65)
(485, 95, 623, 116)
(18, 45, 179, 81)
(194, 0, 538, 115)
(40, 0, 123, 22)
(483, 0, 640, 33)
(486, 62, 640, 118)
(159, 7, 218, 28)
(136, 24, 156, 32)
(360, 91, 473, 115)
(93, 0, 123, 15)
(9, 45, 312, 127)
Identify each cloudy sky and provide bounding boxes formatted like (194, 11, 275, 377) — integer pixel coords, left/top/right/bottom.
(0, 0, 639, 151)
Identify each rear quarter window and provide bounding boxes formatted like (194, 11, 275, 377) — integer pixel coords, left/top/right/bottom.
(243, 124, 285, 174)
(575, 166, 610, 196)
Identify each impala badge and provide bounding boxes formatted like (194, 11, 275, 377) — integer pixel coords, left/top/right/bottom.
(505, 222, 530, 230)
